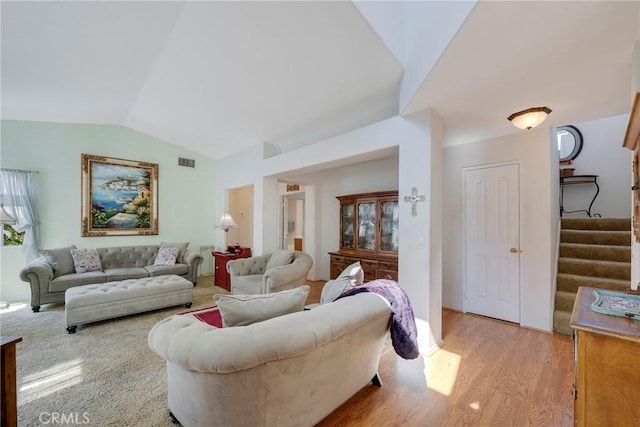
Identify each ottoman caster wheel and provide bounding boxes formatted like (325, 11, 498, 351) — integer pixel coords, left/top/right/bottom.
(66, 326, 77, 334)
(185, 302, 192, 309)
(169, 411, 180, 424)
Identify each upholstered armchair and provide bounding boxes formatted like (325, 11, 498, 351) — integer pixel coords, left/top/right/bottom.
(226, 249, 313, 295)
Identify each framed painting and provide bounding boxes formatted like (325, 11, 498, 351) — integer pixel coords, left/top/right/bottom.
(81, 154, 158, 237)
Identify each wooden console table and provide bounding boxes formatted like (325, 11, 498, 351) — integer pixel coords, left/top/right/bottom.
(560, 174, 601, 217)
(570, 287, 640, 426)
(1, 336, 22, 427)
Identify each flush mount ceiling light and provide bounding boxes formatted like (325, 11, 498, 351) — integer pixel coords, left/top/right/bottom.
(507, 106, 552, 130)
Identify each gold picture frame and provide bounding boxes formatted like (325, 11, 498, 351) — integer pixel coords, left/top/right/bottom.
(81, 154, 158, 237)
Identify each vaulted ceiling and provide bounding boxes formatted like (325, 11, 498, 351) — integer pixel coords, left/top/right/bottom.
(2, 1, 639, 160)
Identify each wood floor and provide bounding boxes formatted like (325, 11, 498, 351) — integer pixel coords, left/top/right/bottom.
(306, 281, 575, 427)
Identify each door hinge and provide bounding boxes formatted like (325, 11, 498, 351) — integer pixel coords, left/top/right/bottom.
(572, 385, 578, 400)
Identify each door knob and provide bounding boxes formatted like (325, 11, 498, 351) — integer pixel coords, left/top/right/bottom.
(510, 248, 522, 253)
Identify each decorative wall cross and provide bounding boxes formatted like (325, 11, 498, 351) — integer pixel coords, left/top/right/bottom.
(403, 187, 425, 217)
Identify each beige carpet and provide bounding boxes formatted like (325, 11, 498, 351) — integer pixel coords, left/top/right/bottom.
(0, 276, 226, 426)
(553, 218, 631, 335)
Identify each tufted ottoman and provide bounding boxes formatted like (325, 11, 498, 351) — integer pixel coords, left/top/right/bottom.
(65, 275, 193, 333)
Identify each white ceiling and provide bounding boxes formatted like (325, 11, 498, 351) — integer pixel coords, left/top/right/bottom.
(2, 1, 639, 160)
(404, 0, 640, 146)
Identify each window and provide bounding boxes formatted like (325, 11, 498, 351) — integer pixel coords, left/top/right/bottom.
(0, 168, 39, 260)
(3, 223, 25, 246)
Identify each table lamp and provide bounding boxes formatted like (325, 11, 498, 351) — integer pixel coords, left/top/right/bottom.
(215, 212, 239, 252)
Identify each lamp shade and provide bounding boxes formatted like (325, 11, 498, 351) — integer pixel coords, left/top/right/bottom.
(215, 212, 238, 231)
(507, 106, 552, 130)
(0, 204, 17, 225)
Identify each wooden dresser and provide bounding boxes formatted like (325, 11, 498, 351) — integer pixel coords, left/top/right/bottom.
(570, 286, 640, 426)
(1, 336, 22, 427)
(329, 190, 398, 281)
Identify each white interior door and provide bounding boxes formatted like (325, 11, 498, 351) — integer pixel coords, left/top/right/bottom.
(464, 163, 521, 323)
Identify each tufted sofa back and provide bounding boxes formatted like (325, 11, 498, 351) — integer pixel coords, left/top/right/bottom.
(97, 246, 159, 269)
(233, 253, 271, 276)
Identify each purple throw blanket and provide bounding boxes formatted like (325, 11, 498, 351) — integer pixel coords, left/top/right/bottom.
(338, 279, 419, 360)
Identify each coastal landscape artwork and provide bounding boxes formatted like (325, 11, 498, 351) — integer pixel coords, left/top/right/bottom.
(81, 154, 158, 236)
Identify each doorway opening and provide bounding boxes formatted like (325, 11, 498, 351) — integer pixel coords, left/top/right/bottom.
(280, 184, 305, 251)
(227, 185, 253, 250)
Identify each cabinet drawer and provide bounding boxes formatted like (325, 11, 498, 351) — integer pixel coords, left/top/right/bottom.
(330, 263, 343, 280)
(378, 261, 398, 271)
(377, 269, 398, 281)
(361, 260, 378, 270)
(360, 260, 378, 282)
(331, 255, 359, 264)
(331, 255, 346, 264)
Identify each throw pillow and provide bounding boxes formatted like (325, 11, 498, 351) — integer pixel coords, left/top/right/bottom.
(265, 249, 295, 271)
(154, 247, 180, 266)
(160, 242, 189, 263)
(320, 262, 364, 304)
(342, 261, 364, 286)
(214, 285, 310, 327)
(70, 248, 102, 274)
(38, 245, 78, 277)
(320, 277, 353, 304)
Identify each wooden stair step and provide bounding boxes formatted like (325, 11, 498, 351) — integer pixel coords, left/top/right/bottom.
(554, 290, 577, 313)
(553, 310, 573, 336)
(560, 229, 631, 246)
(558, 257, 630, 280)
(556, 273, 630, 293)
(561, 218, 631, 231)
(559, 243, 630, 262)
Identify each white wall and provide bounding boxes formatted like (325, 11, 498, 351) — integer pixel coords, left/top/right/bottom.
(630, 40, 640, 290)
(353, 1, 404, 64)
(227, 185, 253, 249)
(0, 120, 217, 303)
(443, 127, 555, 331)
(215, 112, 442, 352)
(214, 143, 266, 253)
(400, 1, 477, 113)
(398, 110, 443, 348)
(287, 155, 399, 279)
(560, 114, 630, 218)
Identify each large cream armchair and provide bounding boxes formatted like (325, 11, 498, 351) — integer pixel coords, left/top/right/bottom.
(226, 250, 313, 295)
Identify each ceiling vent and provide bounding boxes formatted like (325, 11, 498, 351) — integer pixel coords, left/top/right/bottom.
(178, 157, 195, 168)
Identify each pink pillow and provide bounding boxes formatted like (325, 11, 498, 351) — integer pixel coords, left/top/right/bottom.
(154, 247, 180, 266)
(70, 248, 102, 274)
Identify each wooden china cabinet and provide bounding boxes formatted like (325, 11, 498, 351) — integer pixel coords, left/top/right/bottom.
(328, 190, 398, 281)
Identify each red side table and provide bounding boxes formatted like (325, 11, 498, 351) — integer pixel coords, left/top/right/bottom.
(212, 247, 251, 291)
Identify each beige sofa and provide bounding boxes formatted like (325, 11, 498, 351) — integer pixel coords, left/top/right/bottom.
(226, 250, 313, 295)
(148, 292, 392, 427)
(20, 244, 202, 312)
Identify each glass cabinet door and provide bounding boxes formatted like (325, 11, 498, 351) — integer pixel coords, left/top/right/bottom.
(340, 202, 355, 249)
(380, 199, 399, 253)
(357, 201, 376, 251)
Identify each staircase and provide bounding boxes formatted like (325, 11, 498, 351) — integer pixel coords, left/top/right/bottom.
(553, 218, 631, 335)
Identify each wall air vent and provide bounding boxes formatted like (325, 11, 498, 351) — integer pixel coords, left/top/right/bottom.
(178, 157, 195, 168)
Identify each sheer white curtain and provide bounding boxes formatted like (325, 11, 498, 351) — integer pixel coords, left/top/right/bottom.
(1, 168, 40, 261)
